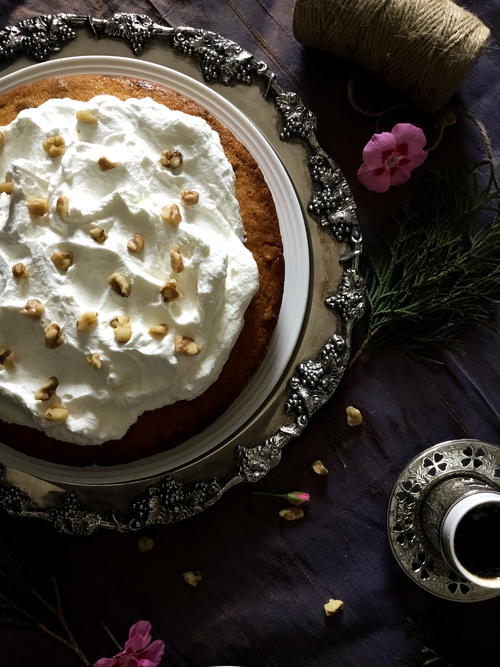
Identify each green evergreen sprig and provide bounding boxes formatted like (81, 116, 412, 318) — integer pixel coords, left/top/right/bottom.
(354, 162, 500, 363)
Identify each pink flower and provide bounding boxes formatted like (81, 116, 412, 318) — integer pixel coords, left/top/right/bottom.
(94, 621, 165, 667)
(286, 492, 310, 506)
(357, 123, 428, 193)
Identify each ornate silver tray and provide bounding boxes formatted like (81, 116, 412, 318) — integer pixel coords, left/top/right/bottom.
(0, 13, 364, 534)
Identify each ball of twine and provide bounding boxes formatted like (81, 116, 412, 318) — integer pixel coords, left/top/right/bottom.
(293, 0, 490, 110)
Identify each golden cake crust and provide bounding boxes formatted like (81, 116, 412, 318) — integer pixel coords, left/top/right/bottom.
(0, 74, 284, 465)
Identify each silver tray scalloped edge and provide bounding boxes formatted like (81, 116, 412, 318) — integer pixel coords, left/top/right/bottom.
(0, 13, 364, 534)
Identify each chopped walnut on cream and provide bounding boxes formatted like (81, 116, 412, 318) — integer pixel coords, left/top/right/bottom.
(86, 352, 102, 370)
(42, 135, 65, 158)
(77, 311, 98, 331)
(98, 156, 117, 171)
(12, 263, 28, 279)
(174, 335, 201, 356)
(149, 323, 169, 339)
(27, 198, 49, 217)
(89, 227, 108, 243)
(170, 244, 184, 273)
(180, 190, 199, 205)
(50, 250, 74, 272)
(34, 376, 59, 401)
(107, 272, 132, 297)
(110, 315, 132, 343)
(55, 195, 69, 219)
(311, 460, 329, 476)
(279, 507, 304, 521)
(0, 345, 14, 368)
(127, 233, 144, 254)
(0, 182, 13, 194)
(21, 299, 44, 318)
(44, 406, 68, 422)
(183, 571, 202, 587)
(161, 203, 182, 226)
(159, 149, 183, 169)
(44, 322, 64, 349)
(160, 279, 181, 302)
(76, 109, 98, 123)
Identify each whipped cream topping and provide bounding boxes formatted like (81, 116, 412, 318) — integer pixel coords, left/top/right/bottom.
(0, 94, 259, 445)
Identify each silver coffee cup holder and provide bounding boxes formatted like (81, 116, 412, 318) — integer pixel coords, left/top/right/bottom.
(387, 439, 500, 602)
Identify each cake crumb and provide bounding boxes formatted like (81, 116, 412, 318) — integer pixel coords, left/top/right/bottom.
(346, 406, 363, 427)
(279, 507, 304, 521)
(98, 156, 117, 171)
(12, 262, 28, 279)
(324, 599, 344, 617)
(183, 570, 202, 587)
(138, 535, 155, 552)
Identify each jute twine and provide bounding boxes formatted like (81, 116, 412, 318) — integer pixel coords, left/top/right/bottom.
(293, 0, 490, 110)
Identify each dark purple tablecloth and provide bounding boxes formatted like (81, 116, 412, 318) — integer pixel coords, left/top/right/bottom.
(0, 1, 499, 665)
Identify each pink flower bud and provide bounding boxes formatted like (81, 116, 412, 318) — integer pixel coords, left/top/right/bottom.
(286, 492, 310, 506)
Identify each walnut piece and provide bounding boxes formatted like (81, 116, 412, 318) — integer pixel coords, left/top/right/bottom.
(55, 196, 69, 219)
(110, 315, 132, 343)
(170, 244, 184, 273)
(183, 570, 202, 587)
(0, 345, 14, 368)
(86, 352, 102, 370)
(107, 272, 132, 297)
(27, 198, 49, 217)
(161, 203, 182, 226)
(138, 536, 155, 553)
(159, 149, 183, 169)
(279, 507, 304, 521)
(77, 312, 98, 331)
(160, 279, 181, 302)
(44, 406, 68, 422)
(127, 233, 144, 254)
(174, 335, 201, 356)
(311, 460, 329, 476)
(0, 182, 13, 194)
(44, 322, 63, 349)
(180, 190, 199, 205)
(149, 323, 169, 339)
(76, 109, 98, 123)
(50, 250, 74, 272)
(324, 599, 344, 617)
(12, 263, 28, 279)
(21, 299, 44, 318)
(34, 376, 59, 401)
(89, 227, 108, 244)
(98, 156, 117, 171)
(346, 405, 363, 427)
(42, 135, 65, 158)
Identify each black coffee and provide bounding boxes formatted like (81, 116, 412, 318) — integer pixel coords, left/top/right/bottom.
(454, 502, 500, 579)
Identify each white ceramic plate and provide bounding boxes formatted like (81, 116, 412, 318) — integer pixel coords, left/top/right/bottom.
(0, 56, 310, 485)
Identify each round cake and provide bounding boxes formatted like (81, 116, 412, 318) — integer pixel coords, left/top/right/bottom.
(0, 75, 284, 465)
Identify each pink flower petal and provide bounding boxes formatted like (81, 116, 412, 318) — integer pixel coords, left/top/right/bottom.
(137, 639, 165, 665)
(391, 123, 427, 155)
(390, 166, 412, 186)
(125, 621, 152, 653)
(361, 132, 396, 167)
(357, 162, 391, 193)
(93, 659, 120, 667)
(404, 149, 428, 171)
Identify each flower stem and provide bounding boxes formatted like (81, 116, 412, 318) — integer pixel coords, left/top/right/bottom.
(31, 579, 90, 666)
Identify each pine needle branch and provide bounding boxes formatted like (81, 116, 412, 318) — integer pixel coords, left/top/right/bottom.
(360, 162, 500, 359)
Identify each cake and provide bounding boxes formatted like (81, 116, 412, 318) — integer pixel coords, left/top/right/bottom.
(0, 75, 284, 465)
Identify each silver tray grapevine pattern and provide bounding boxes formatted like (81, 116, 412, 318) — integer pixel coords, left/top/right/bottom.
(0, 13, 364, 534)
